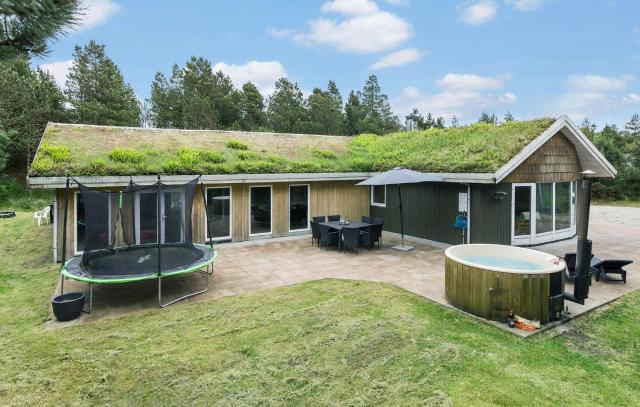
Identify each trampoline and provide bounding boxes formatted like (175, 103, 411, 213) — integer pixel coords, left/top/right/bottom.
(58, 175, 217, 311)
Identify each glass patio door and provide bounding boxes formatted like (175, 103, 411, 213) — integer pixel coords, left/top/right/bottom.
(513, 184, 534, 242)
(136, 190, 185, 244)
(206, 187, 232, 241)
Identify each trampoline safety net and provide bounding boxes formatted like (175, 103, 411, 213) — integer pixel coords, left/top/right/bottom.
(71, 176, 209, 277)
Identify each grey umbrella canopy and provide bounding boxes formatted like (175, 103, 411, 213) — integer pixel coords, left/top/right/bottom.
(357, 168, 442, 251)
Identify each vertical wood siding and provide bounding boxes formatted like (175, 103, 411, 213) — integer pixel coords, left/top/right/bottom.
(370, 182, 467, 245)
(470, 183, 511, 245)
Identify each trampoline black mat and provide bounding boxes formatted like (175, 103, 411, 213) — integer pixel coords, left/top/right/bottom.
(62, 244, 216, 283)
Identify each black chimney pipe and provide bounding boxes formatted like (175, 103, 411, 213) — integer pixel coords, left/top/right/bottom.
(565, 172, 594, 304)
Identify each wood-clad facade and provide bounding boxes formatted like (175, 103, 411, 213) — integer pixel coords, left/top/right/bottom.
(55, 180, 369, 261)
(503, 133, 582, 183)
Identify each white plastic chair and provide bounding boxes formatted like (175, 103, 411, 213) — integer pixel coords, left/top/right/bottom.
(33, 206, 51, 226)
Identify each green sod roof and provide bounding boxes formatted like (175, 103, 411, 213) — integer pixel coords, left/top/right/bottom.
(29, 118, 556, 177)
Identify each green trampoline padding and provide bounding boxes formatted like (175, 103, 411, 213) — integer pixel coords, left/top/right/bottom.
(61, 243, 216, 284)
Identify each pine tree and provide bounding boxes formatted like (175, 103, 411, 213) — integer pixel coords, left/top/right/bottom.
(450, 116, 459, 128)
(0, 0, 81, 60)
(424, 113, 435, 129)
(149, 64, 184, 128)
(344, 91, 363, 136)
(66, 41, 140, 126)
(435, 116, 446, 129)
(307, 81, 345, 135)
(181, 57, 218, 129)
(239, 82, 266, 130)
(478, 111, 498, 124)
(503, 111, 514, 122)
(357, 75, 399, 134)
(0, 56, 66, 172)
(266, 77, 308, 133)
(625, 113, 640, 138)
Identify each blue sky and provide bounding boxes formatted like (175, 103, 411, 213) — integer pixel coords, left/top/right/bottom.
(37, 0, 640, 127)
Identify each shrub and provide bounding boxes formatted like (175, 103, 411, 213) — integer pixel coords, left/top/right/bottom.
(236, 151, 260, 161)
(288, 160, 323, 173)
(40, 143, 71, 163)
(227, 139, 249, 150)
(77, 158, 110, 176)
(177, 148, 224, 164)
(311, 148, 337, 159)
(29, 157, 58, 176)
(202, 162, 234, 174)
(0, 130, 9, 172)
(108, 148, 145, 164)
(233, 160, 279, 173)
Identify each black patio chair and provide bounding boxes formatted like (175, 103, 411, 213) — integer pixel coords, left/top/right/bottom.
(327, 215, 341, 222)
(592, 259, 632, 283)
(342, 226, 364, 254)
(362, 216, 371, 224)
(362, 223, 383, 249)
(310, 221, 321, 247)
(371, 217, 384, 225)
(318, 224, 339, 251)
(312, 215, 326, 222)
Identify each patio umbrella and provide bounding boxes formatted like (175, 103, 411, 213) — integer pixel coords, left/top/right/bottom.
(357, 168, 442, 251)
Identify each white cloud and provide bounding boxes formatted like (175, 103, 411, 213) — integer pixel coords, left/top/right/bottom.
(212, 60, 287, 95)
(457, 1, 497, 25)
(370, 48, 423, 69)
(505, 0, 542, 11)
(321, 0, 379, 16)
(77, 0, 120, 30)
(436, 73, 509, 90)
(293, 1, 412, 54)
(392, 72, 516, 121)
(39, 60, 74, 88)
(266, 27, 295, 38)
(552, 74, 639, 121)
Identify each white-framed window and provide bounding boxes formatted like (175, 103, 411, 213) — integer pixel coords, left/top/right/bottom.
(511, 180, 577, 245)
(205, 186, 232, 242)
(74, 191, 111, 255)
(371, 185, 386, 207)
(249, 185, 272, 236)
(289, 184, 310, 232)
(134, 189, 185, 244)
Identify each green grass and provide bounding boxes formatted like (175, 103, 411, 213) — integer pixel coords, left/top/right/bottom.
(0, 177, 50, 211)
(29, 118, 556, 177)
(1, 212, 639, 405)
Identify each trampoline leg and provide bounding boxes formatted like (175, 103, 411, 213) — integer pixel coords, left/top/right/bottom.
(60, 274, 64, 295)
(83, 283, 93, 314)
(158, 269, 210, 308)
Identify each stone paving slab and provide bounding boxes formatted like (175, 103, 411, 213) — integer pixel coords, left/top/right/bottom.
(51, 205, 640, 335)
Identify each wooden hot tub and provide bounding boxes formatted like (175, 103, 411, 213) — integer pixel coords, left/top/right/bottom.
(445, 244, 566, 324)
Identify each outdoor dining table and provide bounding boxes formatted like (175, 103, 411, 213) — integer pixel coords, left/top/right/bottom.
(319, 220, 371, 251)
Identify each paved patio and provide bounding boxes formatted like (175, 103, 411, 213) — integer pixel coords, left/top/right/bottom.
(52, 205, 640, 334)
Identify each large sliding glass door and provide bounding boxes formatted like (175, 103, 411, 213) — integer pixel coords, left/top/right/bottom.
(250, 186, 272, 236)
(289, 184, 309, 232)
(206, 187, 232, 241)
(512, 181, 576, 245)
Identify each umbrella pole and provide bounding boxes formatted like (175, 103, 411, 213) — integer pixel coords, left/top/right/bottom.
(392, 183, 414, 251)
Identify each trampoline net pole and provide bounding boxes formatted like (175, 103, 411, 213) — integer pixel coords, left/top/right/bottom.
(60, 176, 70, 294)
(200, 180, 214, 248)
(156, 175, 162, 278)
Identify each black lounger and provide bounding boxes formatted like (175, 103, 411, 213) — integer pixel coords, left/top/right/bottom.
(591, 258, 633, 283)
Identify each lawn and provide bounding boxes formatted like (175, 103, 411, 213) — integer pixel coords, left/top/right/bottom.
(1, 212, 639, 406)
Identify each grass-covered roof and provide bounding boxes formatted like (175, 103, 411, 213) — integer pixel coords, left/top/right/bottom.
(29, 118, 556, 177)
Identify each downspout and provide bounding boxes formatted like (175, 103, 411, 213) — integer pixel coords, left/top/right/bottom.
(466, 183, 471, 244)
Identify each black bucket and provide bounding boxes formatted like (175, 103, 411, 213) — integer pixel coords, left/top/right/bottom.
(0, 211, 16, 219)
(52, 292, 85, 321)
